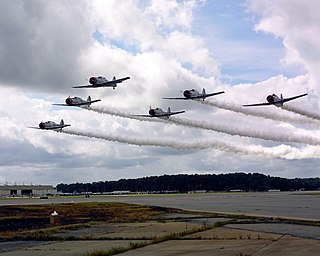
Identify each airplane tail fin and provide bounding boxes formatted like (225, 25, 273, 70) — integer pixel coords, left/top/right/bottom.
(60, 119, 64, 125)
(87, 96, 91, 102)
(167, 107, 171, 113)
(113, 76, 116, 81)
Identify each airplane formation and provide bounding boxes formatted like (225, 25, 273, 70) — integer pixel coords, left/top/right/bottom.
(30, 74, 309, 133)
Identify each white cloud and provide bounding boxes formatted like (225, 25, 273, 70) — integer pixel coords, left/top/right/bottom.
(247, 0, 320, 94)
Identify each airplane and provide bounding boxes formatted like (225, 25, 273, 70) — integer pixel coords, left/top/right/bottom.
(162, 88, 225, 101)
(53, 96, 101, 108)
(29, 119, 71, 130)
(242, 93, 308, 107)
(133, 107, 185, 118)
(72, 76, 130, 89)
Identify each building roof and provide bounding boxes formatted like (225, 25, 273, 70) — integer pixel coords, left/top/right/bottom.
(0, 185, 56, 190)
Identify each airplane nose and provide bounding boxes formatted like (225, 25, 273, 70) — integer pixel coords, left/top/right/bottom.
(266, 95, 274, 103)
(65, 98, 72, 105)
(149, 109, 156, 116)
(183, 90, 191, 98)
(89, 77, 97, 85)
(39, 122, 45, 129)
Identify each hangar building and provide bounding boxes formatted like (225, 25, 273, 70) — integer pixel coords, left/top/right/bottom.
(0, 185, 57, 197)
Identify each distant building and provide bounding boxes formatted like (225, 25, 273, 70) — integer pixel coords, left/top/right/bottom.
(0, 185, 57, 197)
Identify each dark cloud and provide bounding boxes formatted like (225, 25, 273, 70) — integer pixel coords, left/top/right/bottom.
(0, 0, 92, 92)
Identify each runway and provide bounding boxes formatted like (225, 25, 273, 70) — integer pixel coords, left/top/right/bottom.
(1, 191, 319, 221)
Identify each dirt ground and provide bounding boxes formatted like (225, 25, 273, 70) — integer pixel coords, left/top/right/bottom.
(1, 194, 320, 256)
(1, 217, 319, 256)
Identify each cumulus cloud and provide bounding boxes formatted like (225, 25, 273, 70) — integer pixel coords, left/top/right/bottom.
(247, 0, 320, 95)
(0, 0, 92, 92)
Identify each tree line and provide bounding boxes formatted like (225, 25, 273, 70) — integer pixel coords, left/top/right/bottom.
(56, 173, 320, 193)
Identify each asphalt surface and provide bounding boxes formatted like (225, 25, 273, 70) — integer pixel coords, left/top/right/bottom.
(1, 191, 319, 220)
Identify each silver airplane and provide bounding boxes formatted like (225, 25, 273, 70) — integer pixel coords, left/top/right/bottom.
(163, 88, 225, 101)
(242, 93, 308, 107)
(133, 107, 185, 118)
(29, 119, 71, 130)
(53, 96, 101, 108)
(72, 76, 130, 89)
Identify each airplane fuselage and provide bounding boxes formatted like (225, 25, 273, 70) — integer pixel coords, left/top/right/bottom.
(183, 89, 200, 99)
(38, 119, 70, 130)
(149, 108, 166, 117)
(39, 121, 62, 130)
(266, 94, 283, 107)
(89, 76, 108, 85)
(65, 97, 87, 106)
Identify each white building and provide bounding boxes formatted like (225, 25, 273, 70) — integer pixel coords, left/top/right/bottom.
(0, 185, 57, 197)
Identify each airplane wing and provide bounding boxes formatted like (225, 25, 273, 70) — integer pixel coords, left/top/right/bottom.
(73, 99, 101, 106)
(59, 124, 71, 128)
(132, 111, 185, 118)
(28, 125, 71, 130)
(88, 99, 101, 104)
(165, 110, 186, 116)
(162, 97, 189, 100)
(53, 100, 101, 106)
(72, 84, 96, 88)
(52, 103, 69, 106)
(242, 102, 273, 107)
(163, 91, 225, 100)
(72, 77, 130, 88)
(192, 91, 225, 99)
(131, 114, 153, 118)
(50, 124, 71, 130)
(282, 93, 308, 103)
(111, 77, 130, 83)
(95, 77, 130, 87)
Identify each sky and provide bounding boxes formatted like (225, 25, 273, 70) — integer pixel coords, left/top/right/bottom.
(1, 0, 320, 186)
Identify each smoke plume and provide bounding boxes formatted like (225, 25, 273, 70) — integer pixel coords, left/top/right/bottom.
(282, 105, 320, 121)
(197, 99, 318, 126)
(58, 128, 320, 159)
(88, 105, 320, 146)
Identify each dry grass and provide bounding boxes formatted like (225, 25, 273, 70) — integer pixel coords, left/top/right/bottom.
(0, 202, 177, 240)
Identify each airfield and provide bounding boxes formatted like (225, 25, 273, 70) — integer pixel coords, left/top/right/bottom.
(0, 191, 319, 255)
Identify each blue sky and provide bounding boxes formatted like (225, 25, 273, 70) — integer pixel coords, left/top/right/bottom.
(192, 1, 293, 84)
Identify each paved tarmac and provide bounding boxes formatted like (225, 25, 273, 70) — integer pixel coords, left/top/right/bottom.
(1, 191, 320, 256)
(1, 191, 319, 220)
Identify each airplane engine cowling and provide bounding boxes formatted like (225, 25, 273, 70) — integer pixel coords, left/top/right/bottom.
(89, 77, 97, 85)
(39, 122, 45, 129)
(183, 90, 192, 98)
(149, 109, 156, 116)
(65, 97, 72, 105)
(266, 95, 274, 103)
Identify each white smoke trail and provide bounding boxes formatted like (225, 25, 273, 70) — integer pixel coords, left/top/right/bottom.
(168, 116, 320, 146)
(59, 128, 320, 159)
(282, 105, 320, 121)
(89, 105, 320, 146)
(197, 99, 318, 126)
(88, 105, 168, 124)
